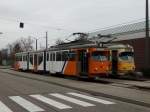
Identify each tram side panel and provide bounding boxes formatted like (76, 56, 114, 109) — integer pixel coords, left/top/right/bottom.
(48, 49, 112, 78)
(14, 54, 22, 70)
(63, 51, 77, 76)
(28, 52, 45, 72)
(48, 50, 76, 75)
(46, 52, 50, 72)
(15, 53, 28, 71)
(36, 52, 44, 71)
(29, 53, 34, 71)
(49, 51, 57, 73)
(22, 54, 28, 70)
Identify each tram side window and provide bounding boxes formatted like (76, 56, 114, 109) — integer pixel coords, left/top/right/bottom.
(56, 52, 61, 61)
(16, 56, 21, 61)
(15, 56, 18, 61)
(15, 56, 17, 61)
(50, 53, 53, 61)
(23, 55, 27, 61)
(62, 51, 68, 61)
(30, 55, 33, 65)
(18, 56, 22, 61)
(38, 54, 43, 65)
(27, 55, 28, 61)
(47, 53, 49, 61)
(52, 53, 55, 61)
(68, 51, 76, 61)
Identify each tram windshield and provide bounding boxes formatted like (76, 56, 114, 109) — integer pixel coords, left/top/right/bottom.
(119, 52, 134, 61)
(92, 51, 108, 61)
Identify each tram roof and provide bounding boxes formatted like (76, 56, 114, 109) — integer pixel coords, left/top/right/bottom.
(48, 39, 132, 51)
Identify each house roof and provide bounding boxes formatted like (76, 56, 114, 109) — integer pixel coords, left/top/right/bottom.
(89, 21, 148, 41)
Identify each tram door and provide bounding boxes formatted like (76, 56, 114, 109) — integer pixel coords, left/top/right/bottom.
(78, 50, 88, 76)
(34, 54, 38, 72)
(112, 50, 118, 75)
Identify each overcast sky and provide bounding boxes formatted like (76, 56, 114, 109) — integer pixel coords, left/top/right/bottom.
(0, 0, 146, 49)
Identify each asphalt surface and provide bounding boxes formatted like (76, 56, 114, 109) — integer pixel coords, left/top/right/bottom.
(0, 71, 150, 112)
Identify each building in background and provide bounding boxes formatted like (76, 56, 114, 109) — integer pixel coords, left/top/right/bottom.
(0, 49, 10, 66)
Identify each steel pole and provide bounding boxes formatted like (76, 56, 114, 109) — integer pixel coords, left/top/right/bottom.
(46, 32, 48, 50)
(36, 39, 38, 51)
(145, 0, 150, 68)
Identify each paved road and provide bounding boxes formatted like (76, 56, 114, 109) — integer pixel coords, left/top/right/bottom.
(0, 72, 150, 112)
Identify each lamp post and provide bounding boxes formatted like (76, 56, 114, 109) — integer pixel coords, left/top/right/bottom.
(145, 0, 150, 68)
(46, 31, 48, 50)
(35, 38, 38, 51)
(34, 38, 40, 51)
(30, 36, 40, 51)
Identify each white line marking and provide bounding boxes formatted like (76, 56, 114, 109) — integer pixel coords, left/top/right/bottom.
(68, 92, 115, 104)
(9, 96, 44, 112)
(0, 101, 13, 112)
(50, 93, 95, 107)
(30, 94, 72, 109)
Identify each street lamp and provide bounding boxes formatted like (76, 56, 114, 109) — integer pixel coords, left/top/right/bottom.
(45, 31, 48, 50)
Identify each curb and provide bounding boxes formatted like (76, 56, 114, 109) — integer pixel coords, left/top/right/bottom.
(1, 69, 150, 108)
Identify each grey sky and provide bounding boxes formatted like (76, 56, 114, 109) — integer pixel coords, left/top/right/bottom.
(0, 0, 146, 49)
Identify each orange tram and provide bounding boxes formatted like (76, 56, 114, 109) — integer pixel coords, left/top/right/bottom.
(14, 41, 135, 79)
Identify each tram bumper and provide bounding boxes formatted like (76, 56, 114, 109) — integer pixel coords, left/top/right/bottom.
(117, 70, 135, 75)
(90, 71, 110, 78)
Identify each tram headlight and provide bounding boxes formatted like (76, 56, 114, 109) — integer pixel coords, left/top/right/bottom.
(94, 68, 98, 71)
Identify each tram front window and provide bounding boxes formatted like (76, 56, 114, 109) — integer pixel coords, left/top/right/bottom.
(92, 51, 108, 61)
(119, 52, 134, 61)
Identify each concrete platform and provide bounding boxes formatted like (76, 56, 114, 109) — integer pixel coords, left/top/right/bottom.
(97, 78, 150, 90)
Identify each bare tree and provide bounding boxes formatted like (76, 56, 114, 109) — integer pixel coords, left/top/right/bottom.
(55, 38, 65, 45)
(5, 37, 34, 66)
(20, 37, 34, 51)
(7, 36, 34, 53)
